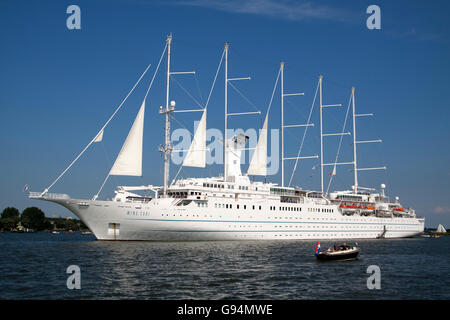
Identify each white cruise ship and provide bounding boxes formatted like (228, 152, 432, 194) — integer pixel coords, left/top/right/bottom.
(29, 35, 424, 240)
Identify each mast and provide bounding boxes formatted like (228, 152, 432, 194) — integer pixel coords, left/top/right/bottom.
(280, 62, 285, 187)
(349, 86, 385, 191)
(280, 63, 311, 187)
(319, 75, 324, 193)
(319, 75, 344, 194)
(161, 34, 173, 197)
(224, 42, 229, 180)
(352, 87, 358, 194)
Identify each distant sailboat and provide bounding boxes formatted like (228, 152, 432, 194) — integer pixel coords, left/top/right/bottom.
(436, 224, 447, 233)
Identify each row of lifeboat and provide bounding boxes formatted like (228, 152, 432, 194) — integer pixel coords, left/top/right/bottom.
(339, 203, 406, 212)
(339, 203, 375, 210)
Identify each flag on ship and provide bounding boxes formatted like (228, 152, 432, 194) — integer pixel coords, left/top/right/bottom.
(315, 241, 321, 256)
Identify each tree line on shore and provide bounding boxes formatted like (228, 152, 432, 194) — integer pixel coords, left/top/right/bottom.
(0, 207, 88, 232)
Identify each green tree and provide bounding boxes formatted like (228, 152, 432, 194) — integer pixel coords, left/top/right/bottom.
(21, 207, 46, 231)
(65, 219, 80, 231)
(1, 207, 20, 219)
(1, 217, 20, 231)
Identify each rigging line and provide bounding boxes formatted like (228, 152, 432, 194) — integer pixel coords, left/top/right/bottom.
(288, 79, 320, 187)
(228, 81, 259, 112)
(266, 67, 281, 116)
(254, 67, 280, 178)
(171, 162, 184, 186)
(42, 62, 153, 195)
(172, 114, 195, 138)
(94, 172, 110, 200)
(171, 76, 204, 108)
(326, 91, 353, 194)
(93, 45, 166, 200)
(144, 43, 167, 101)
(205, 48, 225, 109)
(93, 142, 119, 200)
(168, 50, 226, 181)
(194, 73, 204, 106)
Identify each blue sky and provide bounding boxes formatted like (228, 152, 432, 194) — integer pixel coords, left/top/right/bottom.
(0, 0, 449, 228)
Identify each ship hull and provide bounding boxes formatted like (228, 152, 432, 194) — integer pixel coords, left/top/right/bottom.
(43, 198, 425, 241)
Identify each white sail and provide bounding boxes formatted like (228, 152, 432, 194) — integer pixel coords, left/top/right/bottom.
(93, 129, 104, 142)
(109, 100, 145, 176)
(247, 113, 268, 176)
(182, 109, 206, 167)
(436, 224, 447, 233)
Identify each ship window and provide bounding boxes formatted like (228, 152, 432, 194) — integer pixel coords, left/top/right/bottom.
(244, 205, 247, 209)
(237, 205, 239, 209)
(259, 206, 261, 210)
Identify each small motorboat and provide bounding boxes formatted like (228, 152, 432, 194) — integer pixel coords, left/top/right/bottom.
(315, 242, 360, 261)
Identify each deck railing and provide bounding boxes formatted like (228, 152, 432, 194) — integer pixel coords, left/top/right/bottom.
(29, 192, 70, 200)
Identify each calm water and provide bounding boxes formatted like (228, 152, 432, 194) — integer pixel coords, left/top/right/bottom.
(0, 232, 448, 300)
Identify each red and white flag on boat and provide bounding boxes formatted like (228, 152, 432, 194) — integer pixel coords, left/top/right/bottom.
(315, 241, 321, 255)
